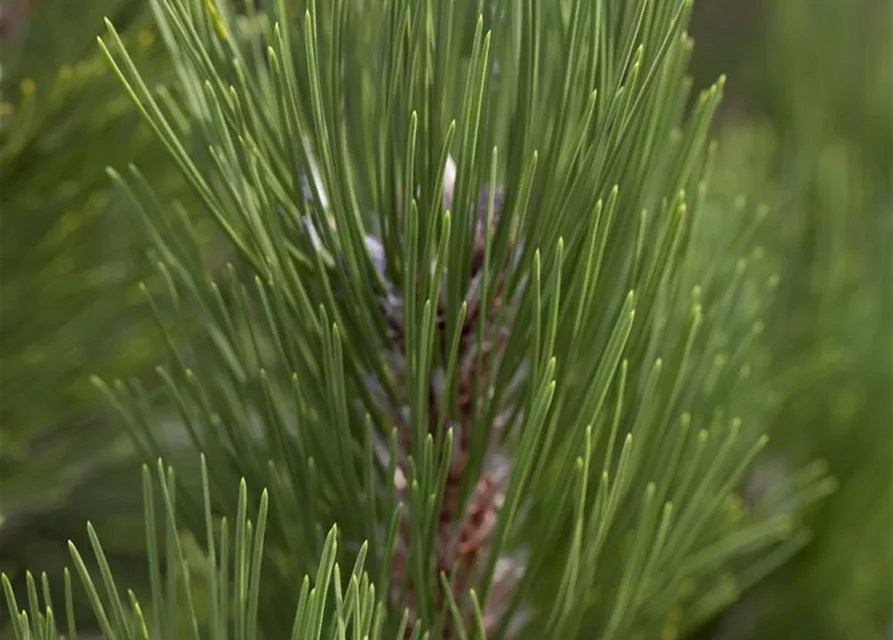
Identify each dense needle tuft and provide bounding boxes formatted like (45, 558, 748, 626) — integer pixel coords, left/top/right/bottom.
(351, 157, 527, 637)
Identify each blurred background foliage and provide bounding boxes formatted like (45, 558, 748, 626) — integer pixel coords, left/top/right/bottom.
(0, 0, 889, 638)
(0, 0, 176, 625)
(697, 1, 892, 637)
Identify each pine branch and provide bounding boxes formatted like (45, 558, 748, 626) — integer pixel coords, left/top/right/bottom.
(3, 0, 839, 638)
(2, 457, 384, 639)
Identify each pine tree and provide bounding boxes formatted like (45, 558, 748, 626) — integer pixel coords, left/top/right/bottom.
(3, 0, 883, 638)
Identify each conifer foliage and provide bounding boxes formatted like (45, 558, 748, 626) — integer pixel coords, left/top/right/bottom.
(2, 0, 835, 638)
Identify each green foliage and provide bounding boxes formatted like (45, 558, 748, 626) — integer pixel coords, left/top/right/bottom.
(0, 1, 165, 507)
(697, 1, 893, 637)
(0, 2, 165, 430)
(2, 0, 887, 638)
(15, 0, 823, 636)
(3, 458, 385, 639)
(0, 1, 183, 627)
